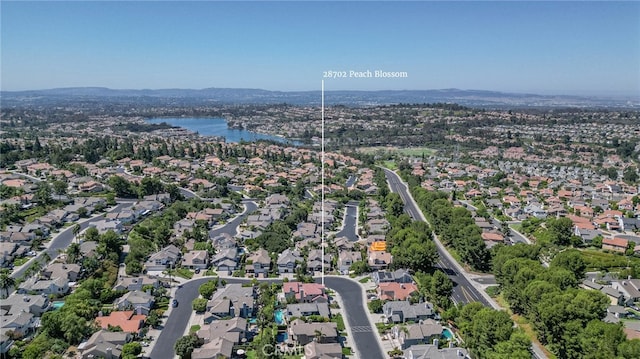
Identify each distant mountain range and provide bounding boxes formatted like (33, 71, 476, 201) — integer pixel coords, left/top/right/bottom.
(2, 87, 638, 108)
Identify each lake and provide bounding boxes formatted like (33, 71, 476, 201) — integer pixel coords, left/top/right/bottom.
(145, 117, 296, 144)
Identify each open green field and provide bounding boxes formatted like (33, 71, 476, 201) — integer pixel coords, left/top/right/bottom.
(394, 147, 437, 157)
(357, 146, 437, 157)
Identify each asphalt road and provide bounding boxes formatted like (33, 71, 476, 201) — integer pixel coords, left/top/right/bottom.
(11, 202, 134, 280)
(335, 202, 358, 242)
(209, 200, 258, 238)
(382, 168, 492, 307)
(151, 276, 384, 359)
(322, 276, 385, 359)
(345, 175, 357, 188)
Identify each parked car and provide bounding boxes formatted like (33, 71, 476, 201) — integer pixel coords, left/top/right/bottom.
(172, 299, 179, 308)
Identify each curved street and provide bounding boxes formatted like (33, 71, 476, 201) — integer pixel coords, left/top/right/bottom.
(150, 275, 384, 359)
(10, 202, 135, 280)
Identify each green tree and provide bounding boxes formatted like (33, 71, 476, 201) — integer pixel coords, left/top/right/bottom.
(192, 298, 208, 313)
(66, 242, 81, 264)
(623, 166, 638, 183)
(108, 175, 136, 198)
(34, 181, 53, 205)
(122, 342, 142, 358)
(547, 217, 574, 246)
(84, 226, 99, 242)
(579, 320, 626, 359)
(618, 339, 640, 359)
(77, 206, 88, 218)
(174, 334, 201, 359)
(52, 180, 68, 195)
(198, 279, 219, 299)
(551, 249, 586, 280)
(486, 330, 532, 359)
(351, 260, 370, 275)
(72, 224, 81, 243)
(368, 299, 383, 313)
(431, 270, 453, 309)
(0, 272, 16, 298)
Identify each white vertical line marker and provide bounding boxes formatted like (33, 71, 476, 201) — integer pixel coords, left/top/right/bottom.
(321, 80, 325, 286)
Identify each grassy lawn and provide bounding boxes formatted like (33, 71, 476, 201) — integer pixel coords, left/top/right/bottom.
(382, 160, 397, 170)
(358, 277, 370, 283)
(204, 269, 218, 276)
(331, 313, 346, 332)
(12, 257, 30, 267)
(394, 147, 437, 157)
(169, 268, 193, 280)
(189, 324, 201, 333)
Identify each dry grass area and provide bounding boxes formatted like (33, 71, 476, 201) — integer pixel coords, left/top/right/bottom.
(495, 294, 557, 359)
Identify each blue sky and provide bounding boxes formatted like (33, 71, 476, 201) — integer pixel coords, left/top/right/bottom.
(2, 1, 639, 97)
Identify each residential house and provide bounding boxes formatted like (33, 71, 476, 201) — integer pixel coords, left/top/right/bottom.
(115, 290, 155, 315)
(393, 319, 443, 349)
(574, 227, 602, 244)
(282, 282, 328, 303)
(372, 269, 413, 285)
(304, 342, 343, 359)
(79, 330, 130, 359)
(0, 333, 13, 356)
(191, 337, 235, 359)
(612, 279, 640, 306)
(600, 286, 626, 306)
(383, 301, 437, 323)
(79, 241, 99, 257)
(378, 282, 418, 301)
(368, 250, 392, 270)
(182, 250, 209, 270)
(1, 311, 36, 338)
(277, 248, 302, 274)
(0, 293, 51, 317)
(87, 219, 124, 235)
(247, 248, 271, 277)
(403, 344, 470, 359)
(144, 244, 181, 271)
(205, 284, 255, 321)
(196, 317, 247, 344)
(95, 311, 146, 334)
(338, 251, 361, 273)
(41, 263, 81, 282)
(288, 319, 338, 346)
(113, 275, 159, 292)
(210, 247, 238, 274)
(306, 249, 331, 273)
(603, 237, 629, 253)
(620, 218, 640, 232)
(285, 302, 331, 321)
(18, 276, 69, 296)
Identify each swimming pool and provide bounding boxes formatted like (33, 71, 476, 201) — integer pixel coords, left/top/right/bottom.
(274, 309, 285, 325)
(276, 332, 288, 343)
(52, 301, 65, 310)
(442, 328, 455, 340)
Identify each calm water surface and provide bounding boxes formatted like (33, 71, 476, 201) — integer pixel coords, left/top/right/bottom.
(146, 117, 295, 144)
